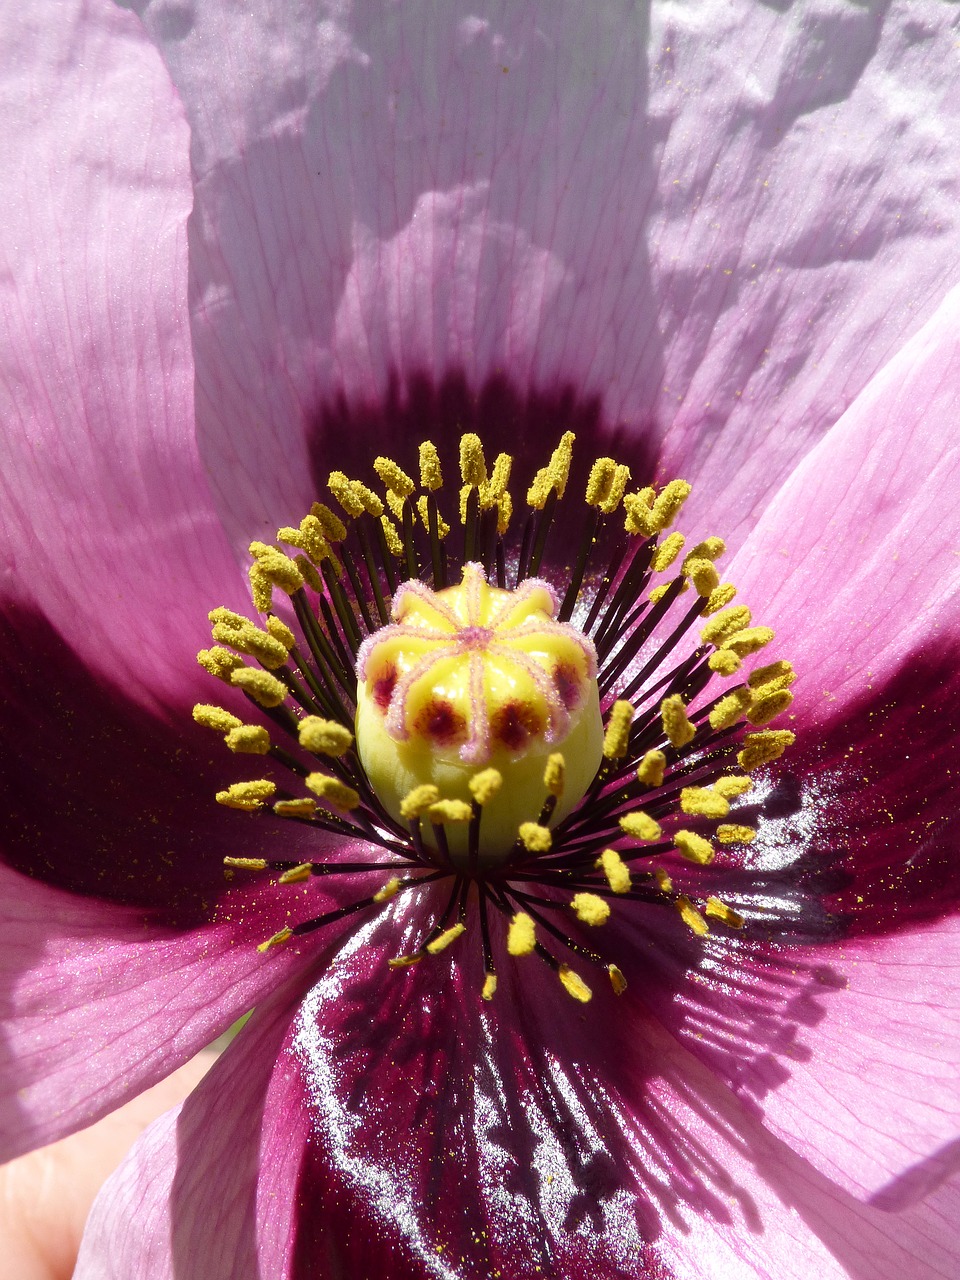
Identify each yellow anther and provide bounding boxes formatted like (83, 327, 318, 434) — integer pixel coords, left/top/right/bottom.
(597, 848, 631, 894)
(225, 725, 271, 755)
(607, 964, 627, 995)
(248, 543, 304, 594)
(702, 583, 738, 615)
(720, 626, 775, 657)
(374, 456, 415, 498)
(478, 452, 512, 508)
(293, 555, 324, 592)
(248, 565, 274, 612)
(651, 479, 692, 531)
(298, 717, 354, 756)
(468, 768, 503, 806)
(717, 824, 757, 844)
(547, 432, 575, 497)
(385, 490, 404, 520)
(713, 775, 753, 798)
(216, 780, 276, 811)
(419, 441, 443, 490)
(704, 897, 745, 928)
(374, 877, 402, 902)
(426, 923, 466, 955)
(543, 753, 565, 798)
(571, 892, 611, 926)
(654, 867, 673, 893)
(652, 532, 685, 572)
(327, 472, 366, 517)
(709, 687, 753, 732)
(353, 481, 384, 517)
(273, 798, 317, 817)
(458, 483, 473, 524)
(558, 965, 592, 1003)
(210, 613, 289, 670)
(747, 688, 794, 726)
(482, 973, 498, 1001)
(526, 432, 575, 508)
(602, 700, 634, 759)
(265, 616, 296, 650)
(257, 927, 293, 953)
(278, 863, 312, 884)
(496, 490, 513, 536)
(427, 799, 474, 824)
(277, 517, 330, 564)
(623, 487, 656, 536)
(519, 822, 552, 852)
(399, 784, 441, 820)
(415, 495, 450, 539)
(305, 774, 361, 810)
(229, 667, 288, 708)
(700, 605, 752, 647)
(193, 704, 243, 733)
(309, 502, 348, 542)
(619, 811, 662, 842)
(676, 896, 709, 937)
(197, 647, 246, 682)
(748, 659, 796, 693)
(507, 912, 537, 956)
(380, 516, 404, 557)
(738, 729, 795, 771)
(223, 856, 268, 871)
(674, 830, 715, 865)
(636, 749, 666, 787)
(708, 649, 742, 676)
(459, 432, 487, 487)
(586, 458, 631, 513)
(388, 954, 423, 969)
(682, 537, 725, 571)
(661, 694, 696, 748)
(680, 787, 730, 819)
(684, 557, 720, 598)
(648, 583, 672, 604)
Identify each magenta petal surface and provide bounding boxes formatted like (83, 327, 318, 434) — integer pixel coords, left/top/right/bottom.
(77, 916, 960, 1279)
(0, 0, 244, 708)
(0, 859, 319, 1162)
(130, 0, 960, 552)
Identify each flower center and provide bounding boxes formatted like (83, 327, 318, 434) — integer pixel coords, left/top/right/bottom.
(195, 430, 797, 1003)
(355, 563, 603, 867)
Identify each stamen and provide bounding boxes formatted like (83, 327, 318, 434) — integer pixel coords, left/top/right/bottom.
(198, 430, 795, 1004)
(597, 849, 632, 893)
(507, 912, 537, 956)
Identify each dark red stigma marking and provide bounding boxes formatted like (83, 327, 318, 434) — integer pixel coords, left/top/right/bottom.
(373, 665, 398, 711)
(415, 698, 467, 747)
(553, 661, 582, 711)
(494, 701, 543, 752)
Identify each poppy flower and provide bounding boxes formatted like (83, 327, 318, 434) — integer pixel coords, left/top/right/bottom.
(2, 2, 960, 1278)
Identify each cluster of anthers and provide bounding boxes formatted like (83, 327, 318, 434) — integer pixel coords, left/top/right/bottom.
(195, 432, 795, 1003)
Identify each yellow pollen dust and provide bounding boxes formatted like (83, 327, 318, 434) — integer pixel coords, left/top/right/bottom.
(354, 561, 603, 867)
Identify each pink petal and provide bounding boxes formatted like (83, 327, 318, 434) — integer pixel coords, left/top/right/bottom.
(77, 938, 960, 1279)
(0, 0, 244, 710)
(133, 2, 960, 549)
(0, 860, 320, 1162)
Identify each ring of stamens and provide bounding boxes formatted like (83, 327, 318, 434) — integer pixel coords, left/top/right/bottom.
(199, 432, 795, 1003)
